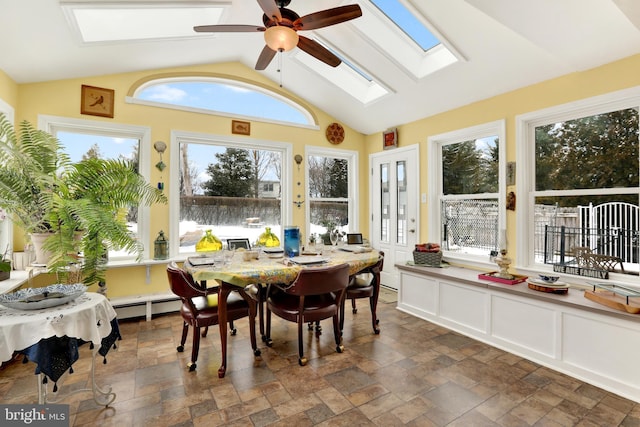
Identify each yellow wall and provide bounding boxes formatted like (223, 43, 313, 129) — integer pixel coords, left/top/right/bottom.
(364, 53, 640, 257)
(0, 69, 18, 111)
(11, 62, 366, 297)
(6, 53, 640, 296)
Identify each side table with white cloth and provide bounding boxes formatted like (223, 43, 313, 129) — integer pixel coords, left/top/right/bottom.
(0, 292, 121, 406)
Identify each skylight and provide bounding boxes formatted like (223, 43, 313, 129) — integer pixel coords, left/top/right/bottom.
(370, 0, 440, 51)
(61, 2, 229, 43)
(353, 1, 461, 79)
(292, 39, 388, 105)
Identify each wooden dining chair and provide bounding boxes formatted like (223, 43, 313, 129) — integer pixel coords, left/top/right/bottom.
(166, 261, 252, 371)
(264, 263, 350, 366)
(340, 251, 384, 334)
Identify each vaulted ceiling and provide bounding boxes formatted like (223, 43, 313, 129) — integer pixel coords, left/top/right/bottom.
(1, 0, 640, 135)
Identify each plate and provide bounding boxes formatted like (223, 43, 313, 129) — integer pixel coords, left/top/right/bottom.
(0, 284, 87, 310)
(528, 278, 568, 288)
(262, 247, 284, 254)
(290, 256, 329, 265)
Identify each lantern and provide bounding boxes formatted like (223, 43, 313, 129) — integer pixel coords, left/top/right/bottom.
(154, 230, 169, 260)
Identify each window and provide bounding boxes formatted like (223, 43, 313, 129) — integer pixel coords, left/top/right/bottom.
(428, 120, 506, 264)
(39, 115, 151, 261)
(306, 147, 358, 245)
(369, 0, 440, 51)
(517, 88, 640, 278)
(170, 131, 292, 255)
(131, 78, 315, 127)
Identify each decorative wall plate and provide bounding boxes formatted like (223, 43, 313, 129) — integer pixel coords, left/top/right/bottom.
(326, 122, 345, 144)
(0, 284, 87, 310)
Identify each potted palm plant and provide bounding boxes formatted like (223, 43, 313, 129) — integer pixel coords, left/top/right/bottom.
(0, 113, 167, 285)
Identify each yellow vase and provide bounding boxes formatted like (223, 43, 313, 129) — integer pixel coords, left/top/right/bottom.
(258, 227, 280, 247)
(196, 229, 222, 252)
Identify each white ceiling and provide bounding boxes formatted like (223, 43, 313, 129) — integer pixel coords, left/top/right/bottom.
(1, 0, 639, 135)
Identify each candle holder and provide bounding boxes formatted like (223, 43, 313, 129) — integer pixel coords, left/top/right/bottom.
(494, 249, 513, 279)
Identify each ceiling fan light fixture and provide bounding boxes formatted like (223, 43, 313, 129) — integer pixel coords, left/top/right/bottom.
(264, 26, 299, 51)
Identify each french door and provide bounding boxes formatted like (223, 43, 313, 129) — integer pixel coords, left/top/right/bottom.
(370, 145, 419, 289)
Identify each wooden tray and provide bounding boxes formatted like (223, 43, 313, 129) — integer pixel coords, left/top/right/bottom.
(528, 282, 568, 294)
(478, 271, 527, 285)
(584, 290, 640, 314)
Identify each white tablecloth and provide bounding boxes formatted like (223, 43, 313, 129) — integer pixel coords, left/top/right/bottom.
(0, 292, 117, 363)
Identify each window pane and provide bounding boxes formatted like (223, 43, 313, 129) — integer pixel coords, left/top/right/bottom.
(396, 161, 406, 245)
(534, 196, 639, 271)
(178, 143, 282, 252)
(137, 81, 310, 125)
(57, 131, 140, 259)
(535, 108, 639, 191)
(441, 199, 499, 254)
(442, 137, 498, 195)
(308, 155, 349, 243)
(380, 163, 389, 243)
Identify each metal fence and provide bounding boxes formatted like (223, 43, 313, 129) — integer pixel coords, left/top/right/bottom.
(441, 199, 499, 253)
(542, 225, 640, 267)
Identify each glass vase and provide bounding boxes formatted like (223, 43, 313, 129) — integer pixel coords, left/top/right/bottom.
(196, 229, 222, 252)
(258, 227, 280, 247)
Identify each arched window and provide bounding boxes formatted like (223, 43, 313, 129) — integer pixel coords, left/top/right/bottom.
(131, 77, 315, 126)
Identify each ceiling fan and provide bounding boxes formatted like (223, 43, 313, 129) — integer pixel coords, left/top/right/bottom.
(194, 0, 362, 70)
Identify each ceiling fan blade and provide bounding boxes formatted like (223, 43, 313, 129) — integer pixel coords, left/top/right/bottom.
(255, 45, 277, 70)
(194, 24, 265, 33)
(294, 5, 362, 31)
(257, 0, 282, 21)
(297, 35, 341, 67)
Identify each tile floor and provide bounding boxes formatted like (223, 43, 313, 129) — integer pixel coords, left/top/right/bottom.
(1, 288, 639, 426)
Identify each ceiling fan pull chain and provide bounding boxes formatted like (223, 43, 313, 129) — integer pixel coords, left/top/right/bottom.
(278, 49, 283, 88)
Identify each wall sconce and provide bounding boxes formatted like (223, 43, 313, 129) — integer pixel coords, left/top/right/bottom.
(153, 140, 167, 190)
(294, 154, 303, 169)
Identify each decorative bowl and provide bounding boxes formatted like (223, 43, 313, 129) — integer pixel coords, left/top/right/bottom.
(538, 274, 560, 284)
(243, 250, 259, 261)
(0, 283, 87, 310)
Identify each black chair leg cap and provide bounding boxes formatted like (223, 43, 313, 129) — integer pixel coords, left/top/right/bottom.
(177, 345, 184, 352)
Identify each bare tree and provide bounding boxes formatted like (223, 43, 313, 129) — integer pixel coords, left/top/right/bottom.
(180, 143, 193, 196)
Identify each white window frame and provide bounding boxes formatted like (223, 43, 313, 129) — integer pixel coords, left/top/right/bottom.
(170, 130, 293, 257)
(38, 115, 152, 261)
(0, 98, 14, 257)
(305, 146, 359, 238)
(428, 119, 506, 267)
(516, 86, 640, 278)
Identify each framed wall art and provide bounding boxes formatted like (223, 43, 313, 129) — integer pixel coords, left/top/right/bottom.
(383, 128, 398, 150)
(80, 85, 114, 118)
(232, 120, 251, 135)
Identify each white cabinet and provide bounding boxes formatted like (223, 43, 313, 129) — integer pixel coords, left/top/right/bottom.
(397, 265, 640, 403)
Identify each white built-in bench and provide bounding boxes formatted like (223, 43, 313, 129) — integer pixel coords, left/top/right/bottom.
(110, 292, 180, 321)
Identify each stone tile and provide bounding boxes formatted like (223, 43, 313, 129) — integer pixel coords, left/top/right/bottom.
(1, 292, 638, 427)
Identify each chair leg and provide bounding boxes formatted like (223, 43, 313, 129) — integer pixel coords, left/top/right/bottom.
(339, 297, 346, 333)
(188, 326, 201, 371)
(265, 307, 273, 347)
(369, 295, 380, 334)
(333, 314, 344, 354)
(177, 321, 188, 352)
(258, 284, 266, 342)
(351, 298, 357, 314)
(201, 326, 208, 338)
(229, 320, 237, 336)
(297, 319, 307, 366)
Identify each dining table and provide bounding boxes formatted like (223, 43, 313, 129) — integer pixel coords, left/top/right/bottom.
(0, 292, 120, 405)
(185, 247, 380, 378)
